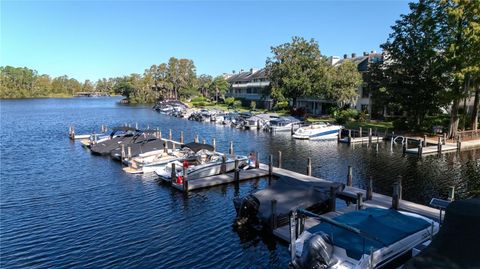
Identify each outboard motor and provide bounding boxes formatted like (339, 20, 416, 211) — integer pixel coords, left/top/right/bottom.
(292, 233, 333, 269)
(233, 195, 260, 227)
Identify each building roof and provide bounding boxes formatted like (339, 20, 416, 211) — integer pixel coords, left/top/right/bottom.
(226, 68, 267, 83)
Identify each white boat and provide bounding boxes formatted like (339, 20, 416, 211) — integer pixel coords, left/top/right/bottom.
(292, 123, 342, 140)
(123, 149, 187, 174)
(155, 149, 248, 183)
(292, 208, 439, 269)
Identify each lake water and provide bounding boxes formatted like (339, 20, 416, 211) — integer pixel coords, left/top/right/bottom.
(1, 97, 479, 268)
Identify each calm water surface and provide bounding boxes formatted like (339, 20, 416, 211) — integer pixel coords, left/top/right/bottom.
(1, 98, 479, 268)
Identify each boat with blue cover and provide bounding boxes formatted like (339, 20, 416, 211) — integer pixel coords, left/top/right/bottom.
(292, 208, 439, 269)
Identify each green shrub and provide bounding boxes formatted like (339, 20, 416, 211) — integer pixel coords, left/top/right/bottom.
(274, 101, 289, 110)
(250, 100, 256, 110)
(233, 100, 242, 107)
(225, 97, 235, 106)
(191, 96, 206, 103)
(335, 109, 359, 124)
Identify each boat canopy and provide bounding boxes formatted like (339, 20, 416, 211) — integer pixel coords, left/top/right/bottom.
(307, 208, 431, 260)
(181, 142, 215, 153)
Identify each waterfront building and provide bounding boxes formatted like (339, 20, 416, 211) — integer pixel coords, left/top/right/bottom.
(225, 51, 383, 115)
(225, 68, 273, 109)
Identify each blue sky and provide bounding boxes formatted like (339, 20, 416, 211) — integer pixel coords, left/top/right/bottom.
(1, 1, 410, 82)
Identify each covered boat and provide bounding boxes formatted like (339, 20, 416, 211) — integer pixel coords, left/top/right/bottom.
(90, 130, 154, 156)
(292, 123, 342, 140)
(267, 116, 302, 132)
(234, 177, 344, 229)
(292, 208, 439, 269)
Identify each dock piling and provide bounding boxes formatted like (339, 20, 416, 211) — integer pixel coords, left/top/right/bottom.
(368, 128, 372, 143)
(234, 159, 240, 182)
(289, 211, 297, 261)
(255, 152, 259, 169)
(423, 135, 427, 147)
(220, 156, 226, 174)
(212, 138, 216, 151)
(170, 163, 176, 183)
(269, 154, 273, 176)
(202, 139, 206, 144)
(392, 182, 400, 210)
(229, 141, 234, 155)
(169, 129, 172, 140)
(183, 166, 188, 192)
(443, 133, 447, 145)
(448, 186, 455, 201)
(127, 146, 132, 160)
(366, 177, 373, 200)
(195, 134, 199, 143)
(121, 144, 125, 160)
(347, 165, 353, 187)
(418, 142, 423, 156)
(356, 192, 363, 210)
(180, 131, 184, 144)
(337, 129, 341, 142)
(359, 127, 363, 138)
(437, 136, 442, 154)
(307, 158, 312, 176)
(457, 136, 462, 151)
(397, 176, 403, 200)
(135, 122, 138, 130)
(159, 130, 162, 140)
(348, 130, 352, 144)
(329, 186, 337, 212)
(270, 199, 277, 229)
(278, 151, 282, 168)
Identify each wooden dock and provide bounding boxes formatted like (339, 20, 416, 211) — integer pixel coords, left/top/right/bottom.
(338, 136, 384, 144)
(169, 168, 269, 191)
(251, 163, 442, 243)
(405, 144, 458, 155)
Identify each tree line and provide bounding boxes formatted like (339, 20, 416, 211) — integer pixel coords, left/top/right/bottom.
(367, 0, 479, 136)
(0, 57, 230, 102)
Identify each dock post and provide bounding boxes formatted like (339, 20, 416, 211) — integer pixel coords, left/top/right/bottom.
(169, 129, 172, 140)
(448, 186, 455, 201)
(397, 176, 403, 200)
(368, 128, 372, 143)
(359, 127, 363, 138)
(172, 141, 176, 150)
(390, 137, 394, 152)
(291, 124, 294, 135)
(229, 141, 234, 155)
(195, 134, 199, 143)
(392, 182, 400, 210)
(402, 140, 407, 155)
(180, 131, 184, 144)
(70, 126, 75, 140)
(135, 122, 138, 130)
(337, 129, 341, 142)
(234, 159, 240, 182)
(375, 128, 378, 137)
(307, 158, 312, 176)
(437, 136, 442, 154)
(366, 177, 373, 200)
(278, 151, 282, 168)
(329, 186, 337, 212)
(423, 135, 427, 147)
(443, 133, 447, 145)
(121, 144, 125, 160)
(212, 138, 216, 151)
(171, 163, 176, 184)
(456, 136, 462, 151)
(269, 154, 273, 176)
(127, 146, 132, 160)
(270, 199, 277, 229)
(202, 139, 205, 144)
(220, 156, 226, 174)
(289, 210, 297, 261)
(347, 165, 353, 187)
(418, 142, 423, 156)
(158, 130, 162, 140)
(348, 130, 352, 144)
(255, 152, 259, 169)
(101, 124, 105, 133)
(183, 166, 188, 192)
(356, 192, 363, 210)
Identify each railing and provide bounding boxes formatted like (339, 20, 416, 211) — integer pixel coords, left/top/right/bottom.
(457, 129, 480, 141)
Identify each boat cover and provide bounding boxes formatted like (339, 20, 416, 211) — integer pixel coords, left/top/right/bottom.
(181, 142, 214, 153)
(307, 208, 431, 260)
(112, 127, 137, 132)
(110, 138, 164, 159)
(404, 198, 480, 269)
(254, 177, 344, 223)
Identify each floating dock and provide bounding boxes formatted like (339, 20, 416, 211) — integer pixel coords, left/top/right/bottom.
(338, 136, 384, 144)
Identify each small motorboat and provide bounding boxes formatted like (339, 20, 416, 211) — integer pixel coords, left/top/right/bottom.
(155, 142, 248, 182)
(292, 123, 342, 140)
(291, 208, 439, 269)
(123, 149, 187, 174)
